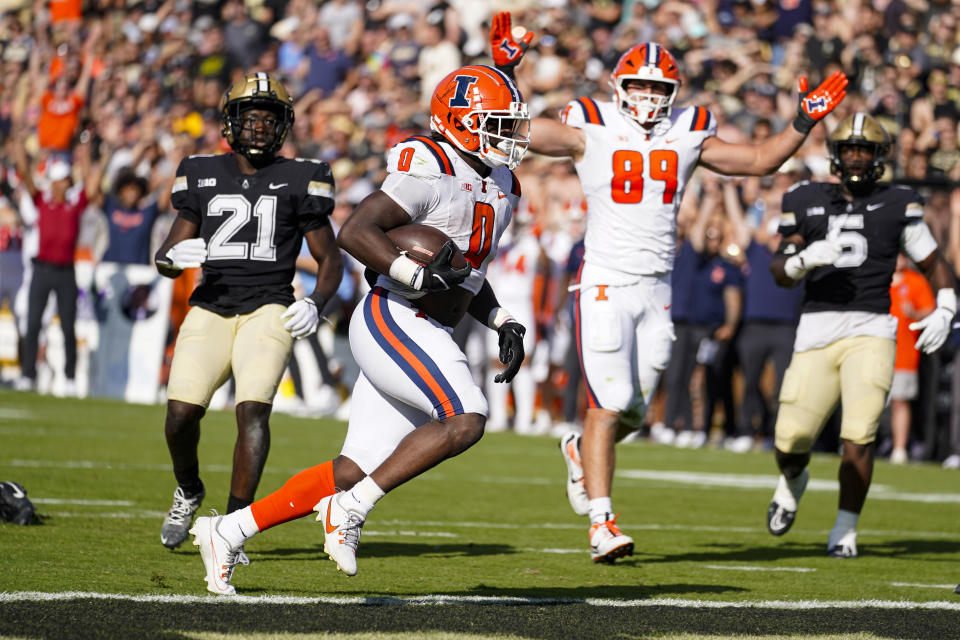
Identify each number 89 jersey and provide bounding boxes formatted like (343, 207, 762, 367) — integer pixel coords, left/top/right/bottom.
(378, 135, 521, 297)
(171, 154, 335, 315)
(561, 98, 716, 277)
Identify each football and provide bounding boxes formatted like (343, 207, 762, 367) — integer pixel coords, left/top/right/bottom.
(386, 224, 467, 269)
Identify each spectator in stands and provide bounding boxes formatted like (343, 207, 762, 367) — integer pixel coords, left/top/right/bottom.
(726, 178, 802, 452)
(13, 129, 99, 395)
(97, 168, 165, 266)
(663, 181, 744, 448)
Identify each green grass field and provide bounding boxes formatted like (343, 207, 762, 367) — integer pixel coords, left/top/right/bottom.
(1, 389, 959, 639)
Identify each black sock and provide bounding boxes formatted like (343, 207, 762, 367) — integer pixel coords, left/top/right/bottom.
(174, 463, 204, 498)
(226, 494, 252, 514)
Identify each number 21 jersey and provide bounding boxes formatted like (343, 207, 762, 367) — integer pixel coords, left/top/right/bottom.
(171, 154, 335, 315)
(562, 99, 716, 277)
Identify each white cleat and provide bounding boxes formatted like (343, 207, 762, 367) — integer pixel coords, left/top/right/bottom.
(559, 432, 589, 516)
(827, 529, 858, 558)
(315, 493, 365, 576)
(589, 514, 634, 563)
(191, 512, 241, 595)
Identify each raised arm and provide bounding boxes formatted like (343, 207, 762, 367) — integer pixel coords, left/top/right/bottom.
(12, 128, 37, 199)
(699, 72, 848, 176)
(722, 180, 752, 250)
(488, 12, 586, 162)
(529, 117, 586, 161)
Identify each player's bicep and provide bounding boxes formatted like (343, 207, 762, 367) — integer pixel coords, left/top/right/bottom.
(528, 117, 585, 160)
(698, 136, 760, 175)
(337, 190, 413, 272)
(299, 177, 336, 233)
(171, 164, 201, 224)
(901, 221, 938, 264)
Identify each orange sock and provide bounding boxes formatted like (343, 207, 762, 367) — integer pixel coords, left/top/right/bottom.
(250, 460, 336, 532)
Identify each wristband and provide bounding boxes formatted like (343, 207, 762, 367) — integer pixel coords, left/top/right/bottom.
(487, 306, 516, 330)
(389, 254, 424, 289)
(936, 288, 957, 315)
(306, 292, 325, 310)
(792, 112, 816, 135)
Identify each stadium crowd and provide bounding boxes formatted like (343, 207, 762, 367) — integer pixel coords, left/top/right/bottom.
(3, 0, 960, 469)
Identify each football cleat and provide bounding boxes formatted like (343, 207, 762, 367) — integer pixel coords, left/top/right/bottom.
(827, 530, 858, 558)
(315, 493, 365, 576)
(559, 432, 589, 516)
(0, 481, 36, 525)
(161, 485, 205, 549)
(589, 514, 634, 563)
(191, 512, 242, 595)
(766, 469, 808, 536)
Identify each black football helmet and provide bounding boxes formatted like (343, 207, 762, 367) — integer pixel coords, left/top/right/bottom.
(220, 72, 294, 160)
(827, 112, 890, 194)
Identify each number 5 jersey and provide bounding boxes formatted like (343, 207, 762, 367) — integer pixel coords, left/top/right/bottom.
(171, 154, 336, 315)
(560, 98, 716, 278)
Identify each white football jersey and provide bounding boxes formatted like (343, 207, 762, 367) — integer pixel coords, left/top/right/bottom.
(486, 229, 543, 312)
(561, 98, 716, 277)
(379, 135, 519, 296)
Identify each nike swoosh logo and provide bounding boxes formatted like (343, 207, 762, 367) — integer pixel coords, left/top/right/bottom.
(498, 193, 508, 199)
(324, 499, 337, 534)
(866, 203, 882, 211)
(269, 183, 288, 189)
(666, 138, 678, 144)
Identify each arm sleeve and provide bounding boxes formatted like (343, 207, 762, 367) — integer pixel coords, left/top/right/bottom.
(380, 172, 441, 222)
(900, 220, 938, 264)
(298, 161, 336, 233)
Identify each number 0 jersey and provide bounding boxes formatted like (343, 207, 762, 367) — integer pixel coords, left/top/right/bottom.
(779, 181, 934, 315)
(561, 98, 716, 278)
(378, 135, 520, 297)
(171, 154, 335, 315)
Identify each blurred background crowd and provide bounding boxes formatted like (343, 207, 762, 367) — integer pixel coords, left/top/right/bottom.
(3, 0, 960, 468)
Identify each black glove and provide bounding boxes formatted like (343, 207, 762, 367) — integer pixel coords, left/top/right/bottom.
(420, 242, 473, 292)
(494, 321, 526, 383)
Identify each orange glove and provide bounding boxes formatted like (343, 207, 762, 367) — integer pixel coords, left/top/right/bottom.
(792, 71, 848, 134)
(490, 11, 533, 69)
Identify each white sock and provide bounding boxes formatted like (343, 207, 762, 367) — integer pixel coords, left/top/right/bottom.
(588, 497, 613, 525)
(220, 506, 259, 548)
(831, 509, 859, 537)
(344, 476, 385, 517)
(772, 473, 806, 511)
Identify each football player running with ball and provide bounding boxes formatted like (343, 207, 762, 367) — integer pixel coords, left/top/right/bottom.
(157, 73, 343, 550)
(490, 12, 848, 563)
(190, 65, 530, 594)
(766, 113, 956, 558)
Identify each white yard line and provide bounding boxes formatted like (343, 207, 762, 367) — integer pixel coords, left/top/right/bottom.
(891, 582, 958, 590)
(703, 564, 817, 573)
(1, 591, 959, 610)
